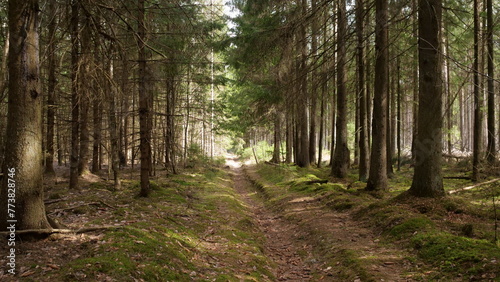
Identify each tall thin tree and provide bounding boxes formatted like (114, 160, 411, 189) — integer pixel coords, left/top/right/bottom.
(485, 0, 495, 163)
(356, 0, 369, 181)
(137, 0, 151, 197)
(69, 0, 80, 189)
(45, 0, 57, 175)
(366, 0, 389, 191)
(472, 0, 482, 181)
(331, 0, 350, 178)
(296, 0, 310, 167)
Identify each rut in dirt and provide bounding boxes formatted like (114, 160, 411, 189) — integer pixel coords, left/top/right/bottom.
(230, 165, 319, 281)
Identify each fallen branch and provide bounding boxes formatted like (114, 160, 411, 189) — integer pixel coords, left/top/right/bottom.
(442, 153, 467, 160)
(44, 198, 67, 205)
(0, 225, 122, 236)
(48, 201, 114, 215)
(444, 176, 472, 180)
(304, 179, 328, 184)
(449, 178, 500, 194)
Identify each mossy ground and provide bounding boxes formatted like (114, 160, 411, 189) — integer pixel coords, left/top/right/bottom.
(0, 165, 273, 281)
(249, 162, 500, 281)
(1, 160, 498, 281)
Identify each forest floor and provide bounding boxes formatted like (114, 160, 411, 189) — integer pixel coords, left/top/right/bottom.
(0, 157, 499, 281)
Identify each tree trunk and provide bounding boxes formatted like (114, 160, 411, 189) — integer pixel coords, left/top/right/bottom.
(356, 0, 369, 181)
(411, 0, 418, 161)
(331, 0, 350, 178)
(329, 78, 336, 167)
(408, 0, 445, 197)
(318, 7, 328, 168)
(296, 0, 310, 168)
(165, 74, 177, 174)
(91, 93, 102, 173)
(318, 70, 326, 168)
(69, 0, 80, 189)
(270, 110, 281, 163)
(45, 0, 57, 175)
(120, 56, 129, 167)
(107, 52, 121, 189)
(366, 0, 389, 191)
(472, 0, 482, 182)
(444, 24, 453, 156)
(485, 0, 495, 163)
(285, 102, 293, 163)
(388, 62, 396, 177)
(397, 57, 402, 171)
(0, 0, 51, 230)
(309, 0, 318, 165)
(78, 9, 91, 176)
(138, 0, 151, 197)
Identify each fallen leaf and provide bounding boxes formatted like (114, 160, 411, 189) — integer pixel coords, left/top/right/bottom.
(47, 264, 60, 270)
(20, 270, 36, 277)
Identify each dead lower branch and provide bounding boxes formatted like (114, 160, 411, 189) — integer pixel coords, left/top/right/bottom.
(449, 178, 500, 194)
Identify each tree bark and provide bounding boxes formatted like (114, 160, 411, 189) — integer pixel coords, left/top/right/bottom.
(309, 0, 318, 165)
(366, 0, 388, 191)
(443, 24, 453, 157)
(138, 0, 151, 197)
(120, 56, 129, 167)
(388, 62, 395, 177)
(331, 0, 350, 178)
(78, 7, 92, 176)
(472, 0, 482, 181)
(69, 0, 80, 189)
(296, 0, 310, 167)
(356, 0, 369, 181)
(270, 110, 281, 163)
(411, 0, 418, 161)
(45, 0, 57, 175)
(397, 57, 402, 171)
(165, 73, 177, 174)
(485, 0, 495, 163)
(91, 89, 102, 173)
(285, 101, 293, 163)
(408, 0, 445, 197)
(107, 51, 121, 189)
(0, 0, 51, 230)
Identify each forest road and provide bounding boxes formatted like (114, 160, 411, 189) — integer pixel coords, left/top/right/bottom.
(230, 163, 317, 281)
(227, 159, 419, 281)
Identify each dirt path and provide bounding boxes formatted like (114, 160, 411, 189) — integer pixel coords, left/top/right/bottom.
(231, 166, 317, 281)
(228, 161, 419, 281)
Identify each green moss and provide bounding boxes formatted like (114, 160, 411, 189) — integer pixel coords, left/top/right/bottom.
(388, 217, 434, 239)
(411, 232, 500, 275)
(172, 179, 191, 186)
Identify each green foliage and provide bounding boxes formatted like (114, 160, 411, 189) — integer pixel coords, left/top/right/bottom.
(240, 141, 273, 162)
(184, 143, 224, 168)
